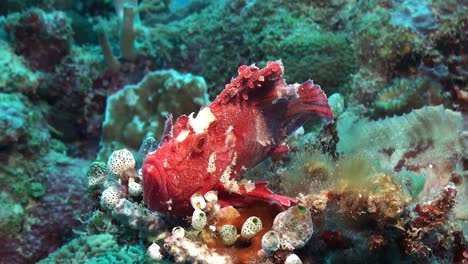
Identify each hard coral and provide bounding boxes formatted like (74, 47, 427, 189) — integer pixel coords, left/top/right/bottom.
(373, 77, 444, 117)
(6, 9, 72, 72)
(98, 69, 209, 160)
(337, 105, 464, 194)
(38, 234, 143, 263)
(0, 40, 40, 95)
(277, 31, 357, 93)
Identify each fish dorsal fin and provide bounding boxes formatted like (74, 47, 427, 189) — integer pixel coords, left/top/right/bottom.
(158, 114, 173, 147)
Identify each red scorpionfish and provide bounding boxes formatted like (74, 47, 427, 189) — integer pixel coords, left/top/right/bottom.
(143, 61, 334, 216)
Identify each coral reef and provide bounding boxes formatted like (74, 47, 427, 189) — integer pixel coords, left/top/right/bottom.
(38, 234, 144, 263)
(391, 0, 439, 34)
(373, 77, 444, 116)
(0, 93, 50, 154)
(5, 9, 72, 72)
(99, 69, 209, 159)
(0, 1, 466, 263)
(0, 151, 92, 263)
(337, 105, 464, 194)
(0, 40, 40, 95)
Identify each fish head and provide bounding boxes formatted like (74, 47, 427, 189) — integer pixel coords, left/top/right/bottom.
(143, 108, 219, 215)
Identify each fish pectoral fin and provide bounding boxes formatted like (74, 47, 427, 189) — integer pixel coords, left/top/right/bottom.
(216, 180, 299, 208)
(239, 181, 299, 207)
(269, 144, 290, 156)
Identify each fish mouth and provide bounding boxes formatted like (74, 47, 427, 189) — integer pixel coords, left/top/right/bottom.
(144, 158, 183, 212)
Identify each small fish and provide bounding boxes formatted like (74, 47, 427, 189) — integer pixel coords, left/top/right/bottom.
(143, 61, 333, 216)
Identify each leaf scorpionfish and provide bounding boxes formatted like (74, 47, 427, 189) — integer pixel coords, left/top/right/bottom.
(143, 61, 334, 216)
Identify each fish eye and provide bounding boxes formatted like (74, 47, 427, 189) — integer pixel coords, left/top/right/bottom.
(196, 138, 205, 149)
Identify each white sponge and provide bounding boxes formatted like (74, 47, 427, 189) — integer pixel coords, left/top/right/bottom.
(190, 192, 207, 210)
(261, 230, 280, 254)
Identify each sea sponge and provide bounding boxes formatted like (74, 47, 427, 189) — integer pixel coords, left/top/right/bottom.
(204, 190, 218, 204)
(172, 226, 185, 239)
(147, 243, 163, 261)
(190, 192, 207, 211)
(87, 161, 107, 189)
(112, 199, 166, 238)
(128, 181, 142, 197)
(337, 105, 463, 194)
(285, 253, 303, 264)
(272, 205, 313, 249)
